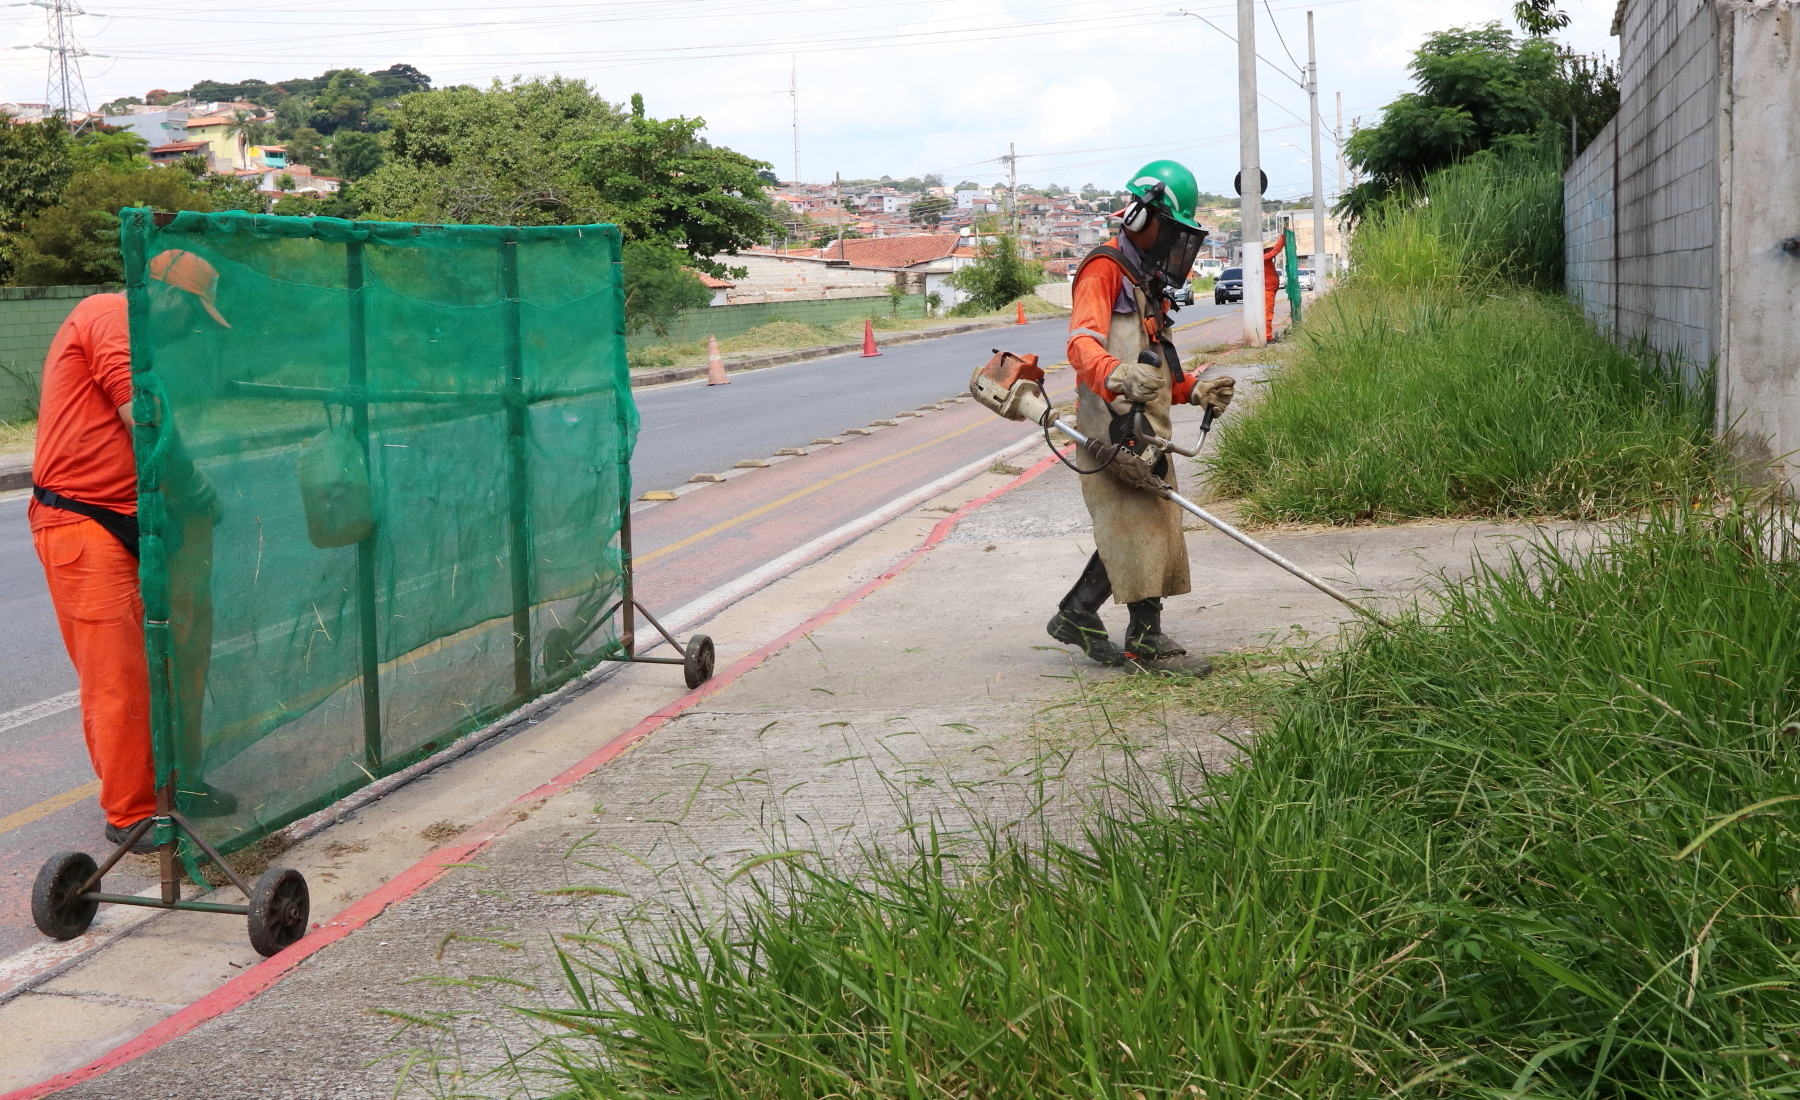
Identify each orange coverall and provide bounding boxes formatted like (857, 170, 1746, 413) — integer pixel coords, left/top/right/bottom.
(1067, 239, 1202, 405)
(30, 294, 156, 829)
(1263, 236, 1284, 343)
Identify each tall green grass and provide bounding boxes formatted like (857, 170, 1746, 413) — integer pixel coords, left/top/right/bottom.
(515, 502, 1800, 1098)
(1348, 147, 1564, 293)
(1208, 150, 1718, 525)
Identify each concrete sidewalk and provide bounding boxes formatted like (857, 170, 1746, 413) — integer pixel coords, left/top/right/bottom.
(1, 375, 1565, 1098)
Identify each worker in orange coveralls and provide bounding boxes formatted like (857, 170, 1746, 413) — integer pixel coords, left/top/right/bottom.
(31, 250, 233, 854)
(1049, 160, 1236, 673)
(1262, 233, 1285, 343)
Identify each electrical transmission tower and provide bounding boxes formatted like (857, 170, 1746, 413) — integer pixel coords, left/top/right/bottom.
(30, 0, 92, 123)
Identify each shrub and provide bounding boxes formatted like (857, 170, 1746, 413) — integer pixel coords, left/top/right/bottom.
(11, 168, 212, 286)
(947, 230, 1042, 312)
(620, 240, 711, 338)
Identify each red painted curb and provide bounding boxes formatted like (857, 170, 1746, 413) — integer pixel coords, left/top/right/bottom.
(3, 447, 1068, 1100)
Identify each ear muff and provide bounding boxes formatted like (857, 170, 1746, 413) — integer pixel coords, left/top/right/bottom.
(1121, 180, 1166, 233)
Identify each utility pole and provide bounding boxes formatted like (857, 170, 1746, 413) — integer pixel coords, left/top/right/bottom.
(789, 56, 800, 184)
(1307, 11, 1328, 290)
(1336, 91, 1347, 273)
(30, 0, 91, 124)
(1237, 0, 1265, 347)
(1000, 142, 1018, 239)
(835, 171, 845, 259)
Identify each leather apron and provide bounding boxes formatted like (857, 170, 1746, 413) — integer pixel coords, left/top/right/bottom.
(1072, 261, 1191, 605)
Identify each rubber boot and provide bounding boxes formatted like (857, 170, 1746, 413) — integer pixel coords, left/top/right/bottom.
(1125, 598, 1213, 677)
(1046, 552, 1126, 667)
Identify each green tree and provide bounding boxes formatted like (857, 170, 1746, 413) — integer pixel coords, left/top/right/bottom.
(1341, 23, 1616, 216)
(0, 117, 74, 283)
(621, 239, 711, 337)
(910, 194, 952, 227)
(947, 229, 1042, 313)
(328, 130, 383, 180)
(284, 127, 327, 169)
(69, 126, 149, 171)
(11, 168, 212, 285)
(355, 76, 623, 226)
(1513, 0, 1570, 36)
(309, 68, 383, 134)
(577, 93, 776, 275)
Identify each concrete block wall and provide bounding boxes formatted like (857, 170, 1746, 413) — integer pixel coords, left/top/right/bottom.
(1567, 0, 1800, 482)
(0, 286, 114, 423)
(1564, 114, 1619, 329)
(1614, 0, 1719, 373)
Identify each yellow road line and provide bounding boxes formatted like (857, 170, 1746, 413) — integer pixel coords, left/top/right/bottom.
(0, 779, 100, 838)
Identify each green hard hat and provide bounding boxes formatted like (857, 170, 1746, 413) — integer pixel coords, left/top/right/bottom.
(1125, 159, 1203, 230)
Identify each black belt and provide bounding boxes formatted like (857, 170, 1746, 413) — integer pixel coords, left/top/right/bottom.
(32, 486, 140, 559)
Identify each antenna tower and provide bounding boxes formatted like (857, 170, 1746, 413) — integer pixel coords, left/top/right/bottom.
(788, 55, 799, 184)
(32, 0, 92, 123)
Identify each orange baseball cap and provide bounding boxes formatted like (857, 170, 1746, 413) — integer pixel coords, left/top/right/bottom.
(148, 249, 230, 328)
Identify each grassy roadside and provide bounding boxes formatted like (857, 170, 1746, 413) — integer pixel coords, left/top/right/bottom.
(1206, 151, 1720, 525)
(0, 417, 32, 455)
(514, 501, 1800, 1098)
(627, 294, 1069, 372)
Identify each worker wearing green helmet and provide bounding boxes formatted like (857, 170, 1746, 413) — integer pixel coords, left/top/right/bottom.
(1047, 159, 1236, 673)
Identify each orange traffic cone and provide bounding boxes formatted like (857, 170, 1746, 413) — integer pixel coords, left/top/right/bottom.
(860, 319, 881, 358)
(705, 334, 730, 385)
(1015, 299, 1027, 325)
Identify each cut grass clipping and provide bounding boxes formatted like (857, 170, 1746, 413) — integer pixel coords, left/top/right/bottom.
(1208, 149, 1718, 524)
(513, 501, 1800, 1098)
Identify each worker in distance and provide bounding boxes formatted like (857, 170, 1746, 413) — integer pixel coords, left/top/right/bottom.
(1048, 159, 1236, 672)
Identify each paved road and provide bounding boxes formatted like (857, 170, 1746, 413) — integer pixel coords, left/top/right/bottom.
(0, 301, 1247, 962)
(633, 301, 1238, 491)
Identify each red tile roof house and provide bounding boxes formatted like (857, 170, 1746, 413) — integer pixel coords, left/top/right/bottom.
(725, 234, 979, 310)
(810, 233, 992, 308)
(689, 270, 736, 307)
(148, 140, 209, 167)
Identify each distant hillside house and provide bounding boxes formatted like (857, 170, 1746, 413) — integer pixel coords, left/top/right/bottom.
(148, 140, 208, 167)
(242, 163, 340, 195)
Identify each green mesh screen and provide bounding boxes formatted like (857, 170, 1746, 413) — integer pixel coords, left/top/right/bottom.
(120, 209, 635, 861)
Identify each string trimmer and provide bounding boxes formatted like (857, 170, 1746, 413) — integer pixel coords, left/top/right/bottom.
(970, 350, 1394, 629)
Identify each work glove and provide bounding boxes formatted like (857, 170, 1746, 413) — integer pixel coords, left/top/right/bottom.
(1189, 375, 1237, 417)
(1105, 348, 1165, 404)
(1082, 437, 1170, 499)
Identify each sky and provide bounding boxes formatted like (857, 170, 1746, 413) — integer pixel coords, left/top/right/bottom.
(2, 0, 1620, 202)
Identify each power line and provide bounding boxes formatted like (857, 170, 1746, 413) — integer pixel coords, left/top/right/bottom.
(12, 0, 92, 120)
(1172, 8, 1305, 90)
(1261, 0, 1303, 74)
